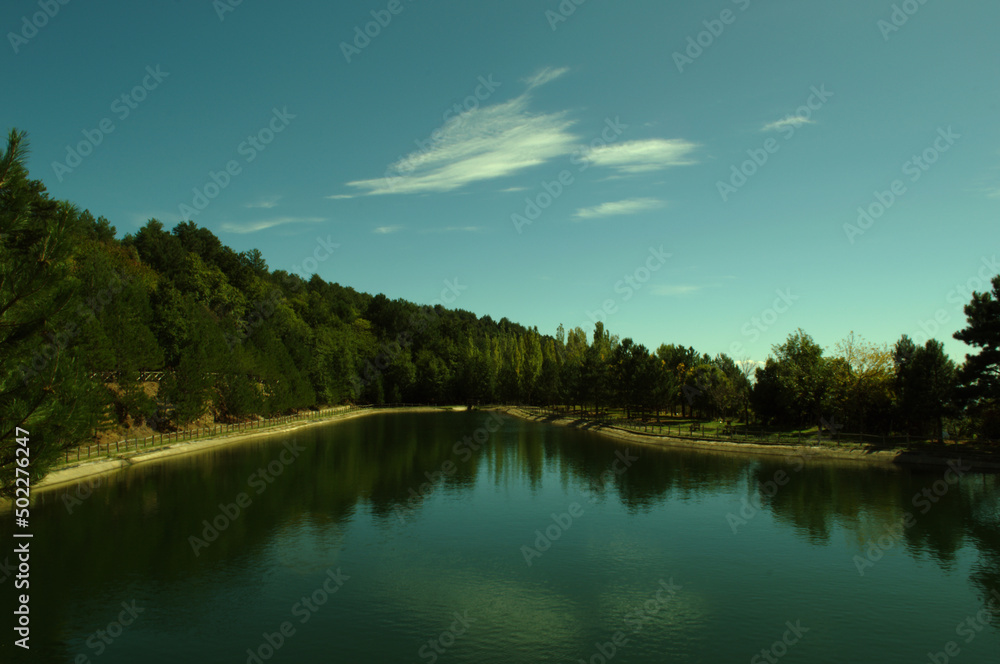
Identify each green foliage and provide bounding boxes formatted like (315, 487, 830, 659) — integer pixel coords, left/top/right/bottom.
(769, 329, 834, 428)
(893, 337, 956, 442)
(954, 275, 1000, 436)
(4, 124, 999, 494)
(0, 130, 101, 496)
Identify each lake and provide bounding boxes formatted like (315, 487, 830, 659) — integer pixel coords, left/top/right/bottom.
(3, 410, 999, 663)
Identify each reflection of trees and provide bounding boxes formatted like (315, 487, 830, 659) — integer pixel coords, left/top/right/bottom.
(5, 411, 1000, 658)
(5, 412, 499, 657)
(760, 462, 906, 544)
(754, 458, 999, 618)
(489, 423, 752, 511)
(962, 481, 1000, 612)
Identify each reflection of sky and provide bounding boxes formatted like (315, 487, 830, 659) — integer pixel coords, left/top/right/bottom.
(352, 521, 711, 660)
(6, 415, 1000, 663)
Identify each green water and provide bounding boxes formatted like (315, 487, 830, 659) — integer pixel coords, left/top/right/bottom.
(2, 411, 999, 663)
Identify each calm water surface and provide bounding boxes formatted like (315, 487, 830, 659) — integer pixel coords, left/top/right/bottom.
(3, 411, 999, 663)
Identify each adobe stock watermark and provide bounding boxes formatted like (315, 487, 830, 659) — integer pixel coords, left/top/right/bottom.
(393, 413, 503, 524)
(877, 0, 932, 41)
(51, 65, 169, 183)
(61, 476, 106, 515)
(179, 107, 295, 221)
(18, 276, 128, 385)
(717, 85, 833, 202)
(544, 0, 588, 31)
(726, 455, 806, 534)
(520, 502, 585, 567)
(908, 256, 999, 347)
(188, 441, 306, 557)
(750, 620, 809, 664)
(417, 611, 475, 663)
(340, 0, 418, 63)
(522, 448, 639, 566)
(853, 459, 971, 576)
(352, 278, 466, 394)
(511, 116, 628, 234)
(578, 449, 640, 504)
(925, 590, 1000, 664)
(226, 288, 286, 350)
(584, 246, 673, 326)
(737, 288, 799, 345)
(672, 0, 753, 73)
(383, 75, 502, 191)
(227, 237, 340, 349)
(577, 578, 682, 664)
(245, 568, 350, 664)
(843, 126, 959, 244)
(7, 0, 72, 54)
(214, 0, 244, 21)
(74, 601, 144, 663)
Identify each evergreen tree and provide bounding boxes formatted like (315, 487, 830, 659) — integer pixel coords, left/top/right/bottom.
(0, 130, 98, 496)
(954, 275, 1000, 438)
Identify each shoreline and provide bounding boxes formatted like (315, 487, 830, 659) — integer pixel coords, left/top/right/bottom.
(28, 405, 460, 496)
(496, 407, 1000, 472)
(21, 404, 1000, 500)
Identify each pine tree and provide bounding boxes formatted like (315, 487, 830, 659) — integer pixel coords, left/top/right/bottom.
(0, 130, 98, 496)
(954, 275, 1000, 438)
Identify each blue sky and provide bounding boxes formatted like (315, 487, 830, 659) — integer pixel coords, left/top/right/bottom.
(3, 0, 998, 364)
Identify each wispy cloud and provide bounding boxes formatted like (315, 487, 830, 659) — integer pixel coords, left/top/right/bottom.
(330, 67, 697, 199)
(574, 197, 666, 219)
(338, 93, 578, 197)
(651, 284, 703, 296)
(500, 186, 529, 193)
(522, 66, 569, 90)
(373, 225, 403, 234)
(245, 195, 282, 209)
(221, 217, 325, 234)
(582, 139, 698, 174)
(419, 226, 483, 234)
(761, 115, 814, 132)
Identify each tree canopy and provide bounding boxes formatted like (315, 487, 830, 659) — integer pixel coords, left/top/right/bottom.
(1, 127, 997, 495)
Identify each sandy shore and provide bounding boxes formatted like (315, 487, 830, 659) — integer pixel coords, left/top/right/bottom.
(496, 407, 1000, 472)
(31, 406, 459, 495)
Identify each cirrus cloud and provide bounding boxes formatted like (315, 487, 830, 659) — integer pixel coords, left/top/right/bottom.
(337, 89, 577, 197)
(329, 68, 699, 199)
(582, 139, 698, 174)
(221, 216, 326, 234)
(761, 115, 814, 132)
(574, 197, 667, 219)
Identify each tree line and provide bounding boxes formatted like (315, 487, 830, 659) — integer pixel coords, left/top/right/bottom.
(2, 129, 998, 495)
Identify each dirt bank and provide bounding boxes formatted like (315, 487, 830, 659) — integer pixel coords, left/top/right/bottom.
(496, 408, 1000, 472)
(31, 406, 456, 495)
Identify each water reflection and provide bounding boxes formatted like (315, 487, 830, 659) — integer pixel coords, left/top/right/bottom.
(2, 411, 997, 662)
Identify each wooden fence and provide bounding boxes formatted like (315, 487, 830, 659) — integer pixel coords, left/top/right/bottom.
(62, 404, 365, 464)
(61, 402, 451, 465)
(514, 405, 994, 450)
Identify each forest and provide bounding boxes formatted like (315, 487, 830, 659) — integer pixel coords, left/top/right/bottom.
(2, 129, 999, 495)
